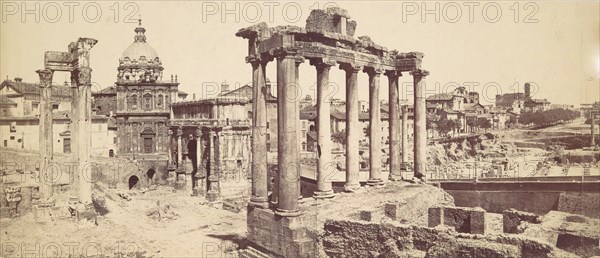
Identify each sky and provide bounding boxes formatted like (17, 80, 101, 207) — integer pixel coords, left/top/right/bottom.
(1, 1, 599, 106)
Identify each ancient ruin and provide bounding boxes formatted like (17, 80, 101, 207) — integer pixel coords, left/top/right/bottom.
(1, 2, 598, 258)
(236, 7, 429, 256)
(36, 38, 98, 215)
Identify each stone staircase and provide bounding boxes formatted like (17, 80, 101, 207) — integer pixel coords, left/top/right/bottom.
(238, 246, 273, 258)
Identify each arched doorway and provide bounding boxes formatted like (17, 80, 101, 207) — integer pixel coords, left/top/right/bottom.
(109, 149, 114, 157)
(146, 169, 156, 186)
(128, 175, 139, 190)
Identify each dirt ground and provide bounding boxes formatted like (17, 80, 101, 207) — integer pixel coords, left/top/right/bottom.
(0, 184, 247, 257)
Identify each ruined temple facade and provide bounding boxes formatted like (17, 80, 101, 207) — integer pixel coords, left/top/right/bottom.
(238, 7, 429, 257)
(113, 20, 186, 157)
(168, 97, 251, 199)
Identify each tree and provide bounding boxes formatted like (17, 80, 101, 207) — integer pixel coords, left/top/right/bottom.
(363, 124, 371, 137)
(426, 118, 433, 139)
(435, 118, 453, 137)
(453, 119, 463, 136)
(466, 117, 477, 133)
(477, 117, 492, 132)
(331, 131, 346, 144)
(507, 115, 518, 127)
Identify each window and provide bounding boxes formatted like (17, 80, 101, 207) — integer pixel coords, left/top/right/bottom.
(144, 137, 153, 153)
(143, 93, 152, 110)
(248, 111, 252, 119)
(32, 103, 39, 110)
(96, 106, 102, 111)
(52, 104, 59, 110)
(130, 95, 138, 108)
(157, 94, 164, 108)
(10, 136, 15, 140)
(266, 122, 269, 129)
(63, 138, 71, 153)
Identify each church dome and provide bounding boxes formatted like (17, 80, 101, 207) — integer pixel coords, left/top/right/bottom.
(120, 20, 159, 62)
(122, 41, 158, 61)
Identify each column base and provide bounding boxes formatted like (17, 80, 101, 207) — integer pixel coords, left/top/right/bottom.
(344, 183, 361, 192)
(249, 196, 270, 209)
(313, 189, 335, 199)
(388, 174, 404, 181)
(206, 190, 219, 202)
(274, 208, 301, 217)
(367, 178, 385, 187)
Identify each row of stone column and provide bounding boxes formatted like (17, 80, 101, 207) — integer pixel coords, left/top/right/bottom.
(248, 50, 429, 217)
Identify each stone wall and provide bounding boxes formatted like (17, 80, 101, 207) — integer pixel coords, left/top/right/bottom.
(322, 219, 570, 257)
(305, 8, 356, 36)
(246, 206, 317, 257)
(428, 206, 503, 235)
(557, 192, 600, 219)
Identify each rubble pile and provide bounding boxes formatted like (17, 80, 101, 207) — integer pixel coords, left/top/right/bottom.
(146, 200, 179, 221)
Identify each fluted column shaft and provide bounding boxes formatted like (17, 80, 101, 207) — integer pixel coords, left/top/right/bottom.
(177, 127, 183, 167)
(37, 69, 54, 201)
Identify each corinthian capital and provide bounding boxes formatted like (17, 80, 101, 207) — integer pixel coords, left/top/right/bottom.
(409, 69, 430, 77)
(36, 69, 53, 88)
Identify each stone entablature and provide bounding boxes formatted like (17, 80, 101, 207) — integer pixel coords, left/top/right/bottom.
(169, 119, 250, 129)
(236, 12, 423, 72)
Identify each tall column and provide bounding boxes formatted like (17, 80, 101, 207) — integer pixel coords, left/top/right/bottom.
(340, 63, 362, 192)
(275, 51, 301, 217)
(401, 105, 409, 168)
(591, 112, 596, 147)
(249, 57, 269, 208)
(167, 130, 173, 166)
(77, 66, 93, 204)
(410, 69, 430, 180)
(70, 75, 79, 160)
(312, 58, 336, 198)
(177, 126, 183, 167)
(195, 127, 203, 190)
(37, 69, 54, 201)
(386, 71, 402, 181)
(295, 57, 304, 201)
(365, 67, 384, 186)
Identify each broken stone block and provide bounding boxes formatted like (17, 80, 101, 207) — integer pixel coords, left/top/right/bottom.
(469, 208, 486, 234)
(360, 210, 374, 221)
(428, 206, 444, 227)
(503, 209, 540, 233)
(556, 232, 600, 257)
(305, 7, 356, 36)
(384, 203, 400, 221)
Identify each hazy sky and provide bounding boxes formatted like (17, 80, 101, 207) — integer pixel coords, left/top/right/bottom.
(1, 1, 598, 105)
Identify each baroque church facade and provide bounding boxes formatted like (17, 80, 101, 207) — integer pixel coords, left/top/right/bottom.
(94, 20, 187, 158)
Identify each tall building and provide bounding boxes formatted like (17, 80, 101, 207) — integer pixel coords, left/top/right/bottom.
(112, 20, 187, 157)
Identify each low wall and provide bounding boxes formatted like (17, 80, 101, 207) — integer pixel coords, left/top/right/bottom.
(322, 220, 568, 258)
(447, 191, 561, 215)
(441, 182, 600, 218)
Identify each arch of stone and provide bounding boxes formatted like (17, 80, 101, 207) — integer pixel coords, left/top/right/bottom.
(237, 7, 430, 222)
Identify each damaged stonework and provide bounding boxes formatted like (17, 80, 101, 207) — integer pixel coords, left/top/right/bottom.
(428, 206, 503, 235)
(322, 220, 574, 257)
